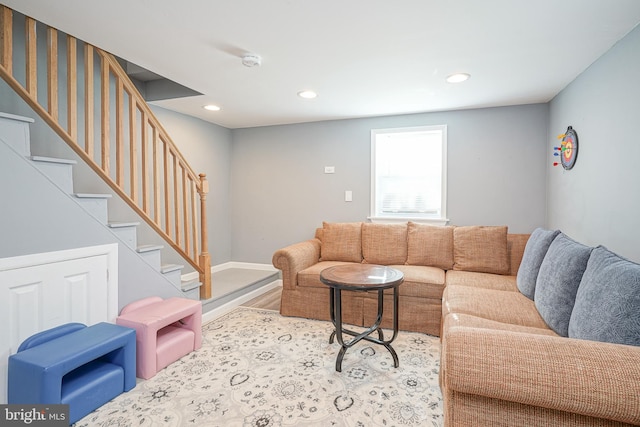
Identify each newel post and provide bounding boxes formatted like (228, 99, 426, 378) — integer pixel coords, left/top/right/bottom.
(198, 173, 212, 299)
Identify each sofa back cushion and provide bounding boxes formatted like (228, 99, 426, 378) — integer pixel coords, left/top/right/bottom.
(534, 233, 592, 336)
(406, 222, 454, 269)
(517, 228, 561, 299)
(569, 246, 640, 347)
(453, 226, 509, 274)
(319, 222, 363, 263)
(361, 223, 408, 265)
(507, 234, 531, 276)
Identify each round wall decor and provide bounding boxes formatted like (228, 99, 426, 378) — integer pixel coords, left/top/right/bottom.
(560, 126, 579, 170)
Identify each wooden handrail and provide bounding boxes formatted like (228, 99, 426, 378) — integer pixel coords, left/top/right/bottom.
(0, 6, 211, 298)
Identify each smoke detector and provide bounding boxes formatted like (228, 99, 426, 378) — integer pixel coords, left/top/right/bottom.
(241, 53, 262, 67)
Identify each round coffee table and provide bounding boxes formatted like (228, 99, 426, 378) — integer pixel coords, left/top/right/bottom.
(320, 264, 404, 372)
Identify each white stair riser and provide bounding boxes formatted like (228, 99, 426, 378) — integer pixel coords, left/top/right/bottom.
(32, 162, 74, 193)
(75, 198, 109, 224)
(138, 250, 161, 271)
(0, 113, 33, 157)
(162, 269, 182, 287)
(110, 226, 137, 249)
(182, 286, 200, 300)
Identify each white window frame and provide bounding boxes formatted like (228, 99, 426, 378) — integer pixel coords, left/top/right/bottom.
(369, 125, 448, 225)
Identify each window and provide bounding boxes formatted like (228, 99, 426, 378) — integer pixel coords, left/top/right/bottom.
(370, 125, 447, 224)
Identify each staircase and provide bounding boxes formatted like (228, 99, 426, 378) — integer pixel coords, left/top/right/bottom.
(0, 5, 211, 298)
(0, 111, 201, 299)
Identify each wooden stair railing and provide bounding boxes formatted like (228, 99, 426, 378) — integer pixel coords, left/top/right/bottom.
(0, 6, 211, 298)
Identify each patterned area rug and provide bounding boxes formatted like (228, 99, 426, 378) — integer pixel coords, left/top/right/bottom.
(76, 307, 443, 426)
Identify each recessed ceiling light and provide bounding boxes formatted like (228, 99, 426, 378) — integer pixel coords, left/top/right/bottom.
(203, 104, 221, 111)
(298, 90, 317, 99)
(446, 73, 470, 83)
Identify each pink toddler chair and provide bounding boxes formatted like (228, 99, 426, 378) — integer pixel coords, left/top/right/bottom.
(116, 296, 202, 379)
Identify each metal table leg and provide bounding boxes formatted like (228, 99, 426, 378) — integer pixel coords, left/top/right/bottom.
(328, 287, 400, 372)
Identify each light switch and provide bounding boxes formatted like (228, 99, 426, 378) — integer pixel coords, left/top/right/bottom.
(345, 190, 353, 202)
(324, 166, 335, 174)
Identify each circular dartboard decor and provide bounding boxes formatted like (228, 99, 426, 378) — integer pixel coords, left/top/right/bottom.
(560, 126, 579, 170)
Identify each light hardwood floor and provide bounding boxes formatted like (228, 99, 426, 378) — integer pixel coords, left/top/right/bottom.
(240, 286, 282, 311)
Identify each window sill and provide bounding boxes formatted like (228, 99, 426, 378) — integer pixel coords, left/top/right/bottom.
(368, 216, 450, 226)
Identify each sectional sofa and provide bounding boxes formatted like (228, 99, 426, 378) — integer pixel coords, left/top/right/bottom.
(272, 221, 529, 337)
(441, 228, 640, 426)
(272, 222, 640, 426)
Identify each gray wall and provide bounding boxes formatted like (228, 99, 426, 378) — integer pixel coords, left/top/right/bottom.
(231, 104, 549, 263)
(547, 24, 640, 262)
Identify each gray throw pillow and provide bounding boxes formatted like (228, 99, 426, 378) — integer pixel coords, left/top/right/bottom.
(534, 233, 592, 336)
(569, 246, 640, 347)
(516, 228, 561, 299)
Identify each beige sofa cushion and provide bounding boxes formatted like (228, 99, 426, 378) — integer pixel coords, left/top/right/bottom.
(364, 265, 446, 299)
(453, 225, 509, 274)
(406, 222, 454, 269)
(443, 312, 557, 337)
(442, 285, 548, 328)
(298, 261, 353, 288)
(389, 265, 445, 299)
(319, 222, 363, 262)
(361, 223, 408, 265)
(445, 270, 518, 292)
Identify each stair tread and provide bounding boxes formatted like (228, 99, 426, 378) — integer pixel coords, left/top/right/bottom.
(30, 155, 77, 165)
(74, 193, 113, 199)
(0, 112, 34, 123)
(108, 221, 140, 228)
(181, 280, 202, 291)
(161, 264, 184, 273)
(136, 244, 164, 253)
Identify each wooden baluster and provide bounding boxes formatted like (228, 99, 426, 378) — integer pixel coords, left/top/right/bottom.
(67, 36, 77, 140)
(153, 126, 160, 225)
(141, 110, 149, 213)
(116, 78, 124, 186)
(84, 44, 94, 157)
(163, 138, 170, 234)
(100, 59, 110, 172)
(129, 95, 138, 203)
(183, 168, 189, 255)
(47, 27, 58, 121)
(173, 154, 180, 245)
(0, 6, 12, 72)
(191, 179, 199, 259)
(25, 17, 37, 99)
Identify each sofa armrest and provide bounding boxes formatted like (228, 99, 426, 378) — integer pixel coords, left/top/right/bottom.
(272, 239, 321, 290)
(442, 327, 640, 425)
(17, 322, 86, 351)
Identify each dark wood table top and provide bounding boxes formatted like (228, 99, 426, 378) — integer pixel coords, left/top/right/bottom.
(320, 264, 404, 291)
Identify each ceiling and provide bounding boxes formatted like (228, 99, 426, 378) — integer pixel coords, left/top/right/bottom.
(3, 0, 640, 129)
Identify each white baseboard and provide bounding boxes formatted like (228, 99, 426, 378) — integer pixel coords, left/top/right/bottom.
(201, 279, 282, 325)
(211, 261, 278, 273)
